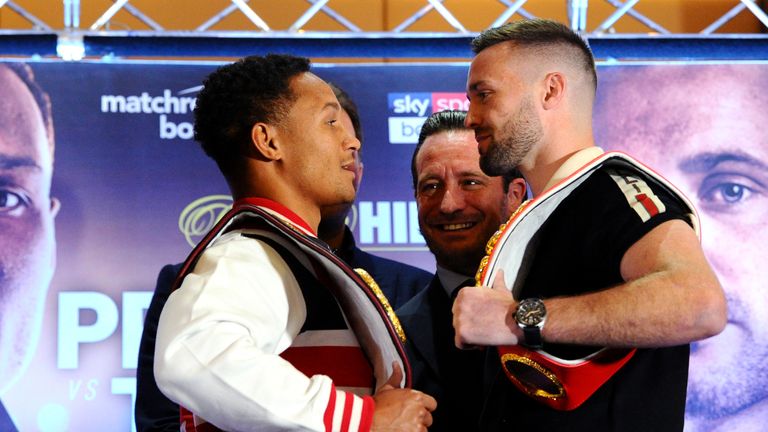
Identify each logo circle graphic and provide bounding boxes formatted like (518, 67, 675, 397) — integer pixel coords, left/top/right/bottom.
(178, 195, 233, 247)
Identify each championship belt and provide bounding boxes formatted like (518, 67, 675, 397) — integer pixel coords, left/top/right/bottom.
(475, 151, 699, 411)
(172, 198, 410, 431)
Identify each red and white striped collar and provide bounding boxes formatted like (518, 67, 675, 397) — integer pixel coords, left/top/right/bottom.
(233, 197, 316, 237)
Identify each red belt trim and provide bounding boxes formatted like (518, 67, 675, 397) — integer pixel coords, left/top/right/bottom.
(498, 345, 636, 410)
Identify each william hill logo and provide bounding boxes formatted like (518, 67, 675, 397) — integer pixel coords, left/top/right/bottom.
(177, 195, 426, 250)
(387, 92, 468, 144)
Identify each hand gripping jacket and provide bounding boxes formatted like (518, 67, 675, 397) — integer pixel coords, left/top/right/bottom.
(169, 198, 410, 431)
(475, 151, 699, 411)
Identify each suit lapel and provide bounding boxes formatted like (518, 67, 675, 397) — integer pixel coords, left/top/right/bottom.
(400, 277, 450, 378)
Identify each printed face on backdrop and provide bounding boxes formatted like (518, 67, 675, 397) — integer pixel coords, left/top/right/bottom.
(594, 64, 768, 428)
(0, 65, 59, 395)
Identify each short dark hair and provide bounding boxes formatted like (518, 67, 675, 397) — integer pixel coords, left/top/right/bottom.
(472, 19, 597, 89)
(411, 110, 522, 192)
(3, 63, 55, 156)
(328, 82, 362, 142)
(193, 54, 311, 170)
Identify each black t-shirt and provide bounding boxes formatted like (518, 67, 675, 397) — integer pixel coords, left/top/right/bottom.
(481, 164, 691, 432)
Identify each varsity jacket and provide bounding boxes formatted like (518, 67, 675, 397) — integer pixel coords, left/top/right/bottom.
(154, 198, 409, 432)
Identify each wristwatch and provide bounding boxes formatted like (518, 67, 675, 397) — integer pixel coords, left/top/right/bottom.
(514, 298, 547, 349)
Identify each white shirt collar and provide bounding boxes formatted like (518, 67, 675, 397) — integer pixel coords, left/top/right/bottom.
(436, 265, 473, 298)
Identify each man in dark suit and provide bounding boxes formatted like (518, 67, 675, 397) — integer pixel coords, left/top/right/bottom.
(397, 110, 526, 431)
(135, 81, 432, 431)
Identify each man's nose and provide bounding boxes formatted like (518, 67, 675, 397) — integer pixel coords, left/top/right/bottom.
(439, 186, 466, 214)
(346, 134, 361, 152)
(465, 105, 479, 129)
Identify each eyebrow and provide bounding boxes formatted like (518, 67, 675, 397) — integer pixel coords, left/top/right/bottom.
(418, 169, 484, 183)
(467, 81, 487, 93)
(0, 154, 41, 171)
(321, 101, 340, 113)
(417, 172, 439, 182)
(679, 151, 768, 174)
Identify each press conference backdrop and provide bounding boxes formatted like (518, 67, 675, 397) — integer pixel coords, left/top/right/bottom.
(0, 61, 765, 431)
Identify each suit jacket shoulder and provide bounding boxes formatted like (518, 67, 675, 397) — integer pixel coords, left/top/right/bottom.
(346, 246, 432, 309)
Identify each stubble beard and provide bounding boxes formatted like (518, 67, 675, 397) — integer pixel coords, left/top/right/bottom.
(480, 97, 542, 177)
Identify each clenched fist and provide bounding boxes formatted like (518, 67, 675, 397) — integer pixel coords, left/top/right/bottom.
(371, 363, 437, 432)
(452, 271, 521, 348)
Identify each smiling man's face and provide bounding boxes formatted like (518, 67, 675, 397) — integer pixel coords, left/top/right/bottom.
(415, 129, 518, 275)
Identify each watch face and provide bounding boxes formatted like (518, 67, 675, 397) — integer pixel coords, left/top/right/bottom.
(516, 299, 546, 327)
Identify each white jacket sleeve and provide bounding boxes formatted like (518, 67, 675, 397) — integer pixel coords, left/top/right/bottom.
(154, 232, 373, 432)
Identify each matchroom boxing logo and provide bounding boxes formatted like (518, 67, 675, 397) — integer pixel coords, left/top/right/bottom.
(387, 92, 468, 144)
(100, 85, 200, 140)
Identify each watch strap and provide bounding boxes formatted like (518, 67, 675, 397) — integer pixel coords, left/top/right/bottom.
(522, 326, 543, 349)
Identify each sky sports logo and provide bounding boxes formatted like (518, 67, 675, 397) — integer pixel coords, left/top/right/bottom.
(387, 92, 468, 144)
